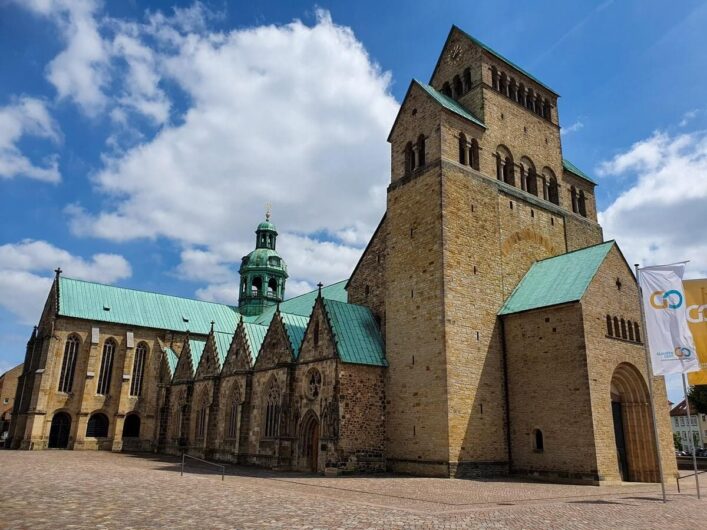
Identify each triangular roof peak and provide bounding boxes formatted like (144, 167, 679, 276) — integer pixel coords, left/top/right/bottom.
(430, 25, 559, 97)
(499, 241, 615, 315)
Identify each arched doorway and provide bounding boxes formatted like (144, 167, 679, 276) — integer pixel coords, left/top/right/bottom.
(86, 412, 109, 438)
(48, 412, 71, 449)
(300, 412, 320, 473)
(123, 414, 140, 439)
(610, 363, 659, 482)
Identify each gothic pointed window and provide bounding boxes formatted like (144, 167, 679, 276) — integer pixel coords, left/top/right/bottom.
(58, 335, 79, 393)
(469, 139, 480, 170)
(458, 133, 467, 164)
(264, 379, 281, 438)
(195, 391, 209, 441)
(130, 342, 147, 397)
(97, 339, 115, 395)
(417, 135, 426, 167)
(227, 383, 241, 440)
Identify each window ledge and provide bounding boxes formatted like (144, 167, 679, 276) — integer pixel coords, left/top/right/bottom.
(605, 335, 643, 346)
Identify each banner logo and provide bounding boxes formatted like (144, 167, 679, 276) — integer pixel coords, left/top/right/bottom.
(687, 304, 707, 324)
(674, 346, 693, 359)
(650, 289, 683, 310)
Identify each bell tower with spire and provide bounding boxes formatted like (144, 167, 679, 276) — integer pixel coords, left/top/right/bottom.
(238, 209, 288, 316)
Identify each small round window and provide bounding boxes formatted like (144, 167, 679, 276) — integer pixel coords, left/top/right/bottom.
(306, 369, 322, 399)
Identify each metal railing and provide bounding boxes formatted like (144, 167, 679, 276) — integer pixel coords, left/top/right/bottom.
(180, 453, 225, 481)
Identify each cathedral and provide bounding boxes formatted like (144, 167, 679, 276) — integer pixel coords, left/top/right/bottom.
(8, 26, 677, 484)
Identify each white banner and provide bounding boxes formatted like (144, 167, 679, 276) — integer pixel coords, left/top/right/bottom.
(638, 263, 700, 375)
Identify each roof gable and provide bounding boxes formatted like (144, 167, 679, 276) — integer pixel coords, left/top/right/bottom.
(499, 241, 615, 316)
(563, 159, 597, 185)
(415, 80, 486, 129)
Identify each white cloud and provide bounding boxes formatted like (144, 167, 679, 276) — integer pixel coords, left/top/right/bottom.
(64, 10, 397, 299)
(19, 0, 110, 115)
(679, 109, 700, 128)
(0, 97, 61, 182)
(598, 130, 707, 278)
(561, 120, 584, 136)
(0, 240, 132, 324)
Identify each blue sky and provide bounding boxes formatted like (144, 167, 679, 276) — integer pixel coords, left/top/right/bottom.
(1, 0, 706, 403)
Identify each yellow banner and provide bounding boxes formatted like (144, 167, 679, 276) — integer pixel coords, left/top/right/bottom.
(686, 279, 707, 385)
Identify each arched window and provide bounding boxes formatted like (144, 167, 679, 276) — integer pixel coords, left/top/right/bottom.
(417, 134, 426, 167)
(518, 83, 526, 106)
(264, 380, 281, 438)
(535, 95, 543, 116)
(458, 133, 467, 164)
(526, 88, 534, 110)
(533, 429, 544, 452)
(496, 146, 513, 186)
(627, 320, 635, 341)
(97, 339, 115, 395)
(613, 316, 620, 337)
(509, 78, 517, 101)
(543, 99, 551, 120)
(606, 315, 613, 336)
(634, 322, 641, 343)
(548, 176, 559, 205)
(504, 157, 514, 186)
(195, 392, 209, 441)
(491, 66, 499, 90)
(58, 335, 79, 393)
(404, 141, 415, 174)
(620, 318, 627, 339)
(520, 157, 536, 196)
(130, 342, 147, 397)
(571, 186, 578, 213)
(578, 190, 587, 217)
(499, 73, 507, 96)
(463, 68, 472, 92)
(469, 139, 480, 170)
(86, 412, 109, 437)
(441, 82, 452, 97)
(227, 383, 241, 440)
(252, 276, 262, 296)
(123, 414, 140, 438)
(453, 75, 463, 98)
(268, 277, 278, 297)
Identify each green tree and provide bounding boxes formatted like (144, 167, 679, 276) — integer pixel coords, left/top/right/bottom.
(687, 384, 707, 415)
(673, 432, 682, 451)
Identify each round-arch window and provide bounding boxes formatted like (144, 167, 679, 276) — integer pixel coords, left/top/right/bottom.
(532, 428, 544, 452)
(306, 369, 322, 400)
(86, 413, 109, 438)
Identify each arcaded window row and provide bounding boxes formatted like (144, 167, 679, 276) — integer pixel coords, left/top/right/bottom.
(440, 68, 473, 99)
(606, 315, 641, 343)
(404, 135, 427, 175)
(494, 145, 560, 205)
(491, 66, 552, 121)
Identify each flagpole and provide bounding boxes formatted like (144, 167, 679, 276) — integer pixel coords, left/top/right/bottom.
(635, 264, 667, 503)
(681, 373, 701, 499)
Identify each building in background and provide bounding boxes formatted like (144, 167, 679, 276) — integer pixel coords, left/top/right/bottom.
(670, 399, 706, 451)
(0, 363, 23, 444)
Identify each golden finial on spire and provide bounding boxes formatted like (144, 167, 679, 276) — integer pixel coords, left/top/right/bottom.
(265, 202, 272, 222)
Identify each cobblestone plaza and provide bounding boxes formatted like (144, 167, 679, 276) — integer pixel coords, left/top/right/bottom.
(0, 451, 704, 529)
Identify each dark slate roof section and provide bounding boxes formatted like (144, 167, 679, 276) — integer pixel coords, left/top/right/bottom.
(499, 241, 614, 316)
(415, 80, 486, 129)
(323, 299, 387, 366)
(563, 159, 597, 185)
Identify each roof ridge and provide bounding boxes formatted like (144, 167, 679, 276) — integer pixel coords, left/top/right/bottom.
(412, 79, 486, 129)
(60, 276, 238, 310)
(534, 240, 614, 264)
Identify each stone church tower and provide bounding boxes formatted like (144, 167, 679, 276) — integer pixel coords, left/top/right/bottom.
(347, 26, 675, 480)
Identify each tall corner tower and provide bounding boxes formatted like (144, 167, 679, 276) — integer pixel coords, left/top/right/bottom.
(238, 215, 288, 316)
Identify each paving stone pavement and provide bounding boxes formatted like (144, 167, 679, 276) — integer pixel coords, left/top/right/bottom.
(0, 451, 704, 529)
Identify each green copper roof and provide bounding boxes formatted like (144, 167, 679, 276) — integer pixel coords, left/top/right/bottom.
(164, 347, 178, 376)
(256, 220, 277, 232)
(452, 25, 558, 96)
(213, 332, 234, 367)
(250, 280, 348, 325)
(415, 80, 486, 129)
(243, 322, 268, 360)
(280, 312, 309, 358)
(58, 277, 239, 334)
(189, 339, 206, 369)
(563, 159, 597, 185)
(323, 299, 386, 366)
(499, 241, 614, 316)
